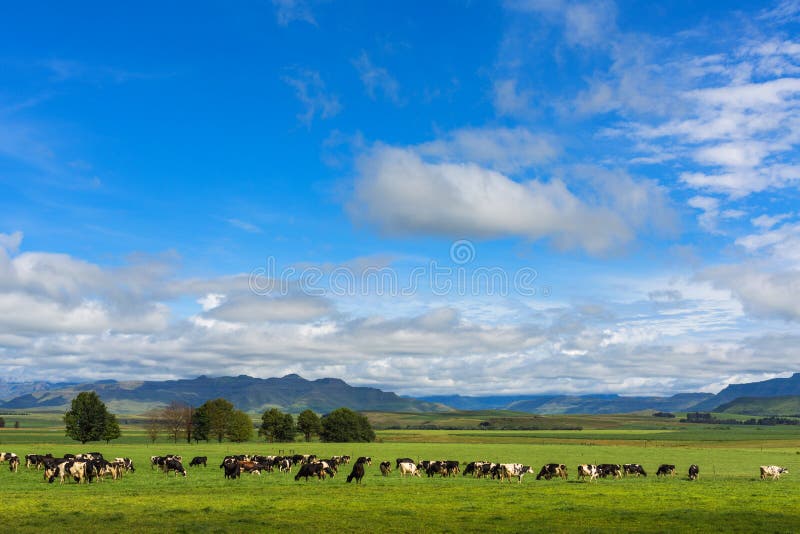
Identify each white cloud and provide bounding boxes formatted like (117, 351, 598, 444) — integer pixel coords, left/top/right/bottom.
(351, 145, 642, 253)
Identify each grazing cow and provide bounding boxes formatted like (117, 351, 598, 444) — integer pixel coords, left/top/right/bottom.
(223, 459, 241, 479)
(347, 457, 367, 484)
(398, 462, 420, 477)
(189, 456, 207, 467)
(688, 464, 699, 481)
(379, 461, 392, 476)
(536, 463, 568, 480)
(656, 464, 676, 477)
(0, 452, 18, 465)
(444, 460, 460, 476)
(25, 454, 53, 470)
(59, 460, 91, 484)
(163, 458, 187, 477)
(426, 461, 446, 477)
(277, 458, 292, 473)
(396, 458, 415, 468)
(597, 464, 622, 479)
(623, 464, 647, 477)
(577, 464, 599, 482)
(294, 462, 333, 481)
(113, 457, 135, 473)
(499, 464, 535, 483)
(9, 456, 20, 472)
(760, 465, 789, 480)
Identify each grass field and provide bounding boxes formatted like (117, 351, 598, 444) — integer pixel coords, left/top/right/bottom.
(1, 413, 799, 532)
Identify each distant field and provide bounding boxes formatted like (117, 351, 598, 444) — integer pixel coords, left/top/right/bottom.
(1, 412, 799, 532)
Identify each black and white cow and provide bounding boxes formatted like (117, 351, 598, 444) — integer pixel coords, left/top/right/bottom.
(0, 452, 18, 465)
(379, 461, 392, 476)
(623, 464, 647, 477)
(536, 463, 568, 480)
(656, 464, 676, 477)
(499, 463, 535, 483)
(688, 464, 699, 480)
(163, 458, 187, 477)
(294, 462, 333, 481)
(760, 465, 788, 480)
(577, 464, 599, 482)
(597, 464, 622, 479)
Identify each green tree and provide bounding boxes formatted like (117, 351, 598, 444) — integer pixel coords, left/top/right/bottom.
(297, 409, 321, 442)
(259, 408, 296, 442)
(227, 410, 255, 442)
(191, 404, 210, 443)
(103, 413, 121, 444)
(192, 398, 238, 442)
(64, 391, 117, 444)
(0, 416, 5, 428)
(320, 408, 375, 442)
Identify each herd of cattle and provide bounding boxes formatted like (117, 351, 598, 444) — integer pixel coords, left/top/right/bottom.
(0, 452, 790, 484)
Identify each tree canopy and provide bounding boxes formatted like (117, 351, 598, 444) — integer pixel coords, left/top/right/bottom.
(64, 391, 120, 444)
(192, 398, 252, 443)
(259, 408, 296, 442)
(297, 409, 321, 442)
(227, 410, 255, 442)
(320, 407, 375, 442)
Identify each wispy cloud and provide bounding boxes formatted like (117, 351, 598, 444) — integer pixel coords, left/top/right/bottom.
(272, 0, 317, 26)
(282, 69, 342, 126)
(352, 51, 402, 105)
(225, 218, 262, 233)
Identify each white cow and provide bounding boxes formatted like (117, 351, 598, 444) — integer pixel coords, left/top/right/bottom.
(760, 465, 789, 480)
(398, 462, 420, 477)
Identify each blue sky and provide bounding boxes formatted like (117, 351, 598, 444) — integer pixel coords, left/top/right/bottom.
(1, 0, 800, 395)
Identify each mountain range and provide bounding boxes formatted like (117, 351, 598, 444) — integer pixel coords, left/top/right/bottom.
(2, 372, 800, 415)
(0, 374, 446, 414)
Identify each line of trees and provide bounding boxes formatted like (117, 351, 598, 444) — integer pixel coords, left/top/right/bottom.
(60, 391, 374, 444)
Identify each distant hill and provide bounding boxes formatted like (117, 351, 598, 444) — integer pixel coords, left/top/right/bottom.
(0, 374, 448, 415)
(0, 380, 77, 402)
(419, 393, 714, 415)
(713, 395, 800, 416)
(692, 373, 800, 411)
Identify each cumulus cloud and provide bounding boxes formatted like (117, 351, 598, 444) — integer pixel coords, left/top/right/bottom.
(351, 145, 637, 253)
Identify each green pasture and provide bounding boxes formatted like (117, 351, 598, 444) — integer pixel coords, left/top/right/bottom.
(1, 413, 799, 532)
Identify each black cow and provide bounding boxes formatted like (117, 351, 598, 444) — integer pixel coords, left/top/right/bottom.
(347, 458, 367, 484)
(688, 464, 699, 480)
(623, 464, 647, 477)
(656, 464, 676, 477)
(356, 456, 372, 466)
(189, 456, 207, 467)
(222, 458, 240, 479)
(396, 457, 414, 468)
